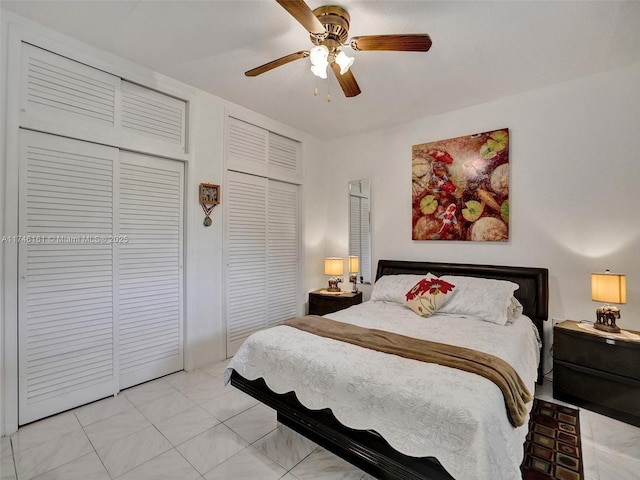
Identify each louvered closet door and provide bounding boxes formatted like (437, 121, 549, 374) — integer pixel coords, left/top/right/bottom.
(224, 172, 300, 355)
(120, 81, 187, 156)
(20, 43, 119, 146)
(226, 117, 268, 177)
(268, 132, 301, 181)
(267, 180, 299, 327)
(225, 171, 268, 355)
(18, 131, 185, 424)
(118, 152, 184, 389)
(18, 130, 118, 425)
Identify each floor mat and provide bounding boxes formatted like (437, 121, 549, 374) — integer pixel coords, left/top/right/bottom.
(521, 398, 583, 480)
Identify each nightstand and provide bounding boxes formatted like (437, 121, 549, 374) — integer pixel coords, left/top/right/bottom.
(308, 290, 363, 316)
(553, 320, 640, 426)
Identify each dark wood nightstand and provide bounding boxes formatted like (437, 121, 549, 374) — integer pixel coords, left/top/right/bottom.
(553, 320, 640, 426)
(308, 289, 363, 316)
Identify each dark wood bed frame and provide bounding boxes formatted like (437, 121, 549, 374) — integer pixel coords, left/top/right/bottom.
(231, 260, 549, 480)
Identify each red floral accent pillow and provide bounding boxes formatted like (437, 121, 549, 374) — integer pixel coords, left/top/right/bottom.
(405, 277, 456, 318)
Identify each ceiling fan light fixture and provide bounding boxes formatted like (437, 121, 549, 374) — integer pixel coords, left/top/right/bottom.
(309, 45, 329, 66)
(310, 45, 329, 78)
(334, 50, 354, 75)
(310, 63, 328, 79)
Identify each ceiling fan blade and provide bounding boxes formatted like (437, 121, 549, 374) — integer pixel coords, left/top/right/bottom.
(350, 34, 432, 52)
(331, 62, 361, 97)
(276, 0, 326, 36)
(245, 51, 309, 77)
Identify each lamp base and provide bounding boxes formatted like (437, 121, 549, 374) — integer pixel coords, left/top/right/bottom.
(349, 274, 358, 293)
(327, 277, 342, 292)
(595, 305, 621, 333)
(594, 322, 621, 334)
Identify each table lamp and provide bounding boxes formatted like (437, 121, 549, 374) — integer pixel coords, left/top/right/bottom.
(591, 270, 626, 333)
(325, 257, 344, 292)
(348, 256, 359, 293)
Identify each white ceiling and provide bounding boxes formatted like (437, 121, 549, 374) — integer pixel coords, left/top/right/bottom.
(3, 1, 640, 140)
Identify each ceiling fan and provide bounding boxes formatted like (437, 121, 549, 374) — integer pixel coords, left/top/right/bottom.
(245, 0, 432, 98)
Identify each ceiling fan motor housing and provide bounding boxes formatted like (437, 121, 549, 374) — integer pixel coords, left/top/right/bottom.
(311, 5, 350, 51)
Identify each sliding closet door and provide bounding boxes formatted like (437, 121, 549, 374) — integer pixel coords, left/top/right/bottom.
(18, 130, 118, 424)
(17, 131, 185, 424)
(224, 171, 300, 355)
(267, 180, 299, 327)
(118, 152, 184, 389)
(225, 171, 268, 355)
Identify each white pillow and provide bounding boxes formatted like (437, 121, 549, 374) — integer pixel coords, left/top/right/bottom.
(506, 296, 524, 324)
(437, 275, 519, 325)
(370, 274, 430, 304)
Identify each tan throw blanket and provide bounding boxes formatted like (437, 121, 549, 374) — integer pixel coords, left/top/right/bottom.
(284, 315, 532, 427)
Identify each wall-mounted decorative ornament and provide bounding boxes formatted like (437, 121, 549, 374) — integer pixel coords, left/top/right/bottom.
(412, 128, 509, 241)
(199, 183, 220, 227)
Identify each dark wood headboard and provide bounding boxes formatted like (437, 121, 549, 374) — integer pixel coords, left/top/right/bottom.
(376, 260, 549, 382)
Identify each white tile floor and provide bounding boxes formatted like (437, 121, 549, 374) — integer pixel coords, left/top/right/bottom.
(1, 360, 638, 480)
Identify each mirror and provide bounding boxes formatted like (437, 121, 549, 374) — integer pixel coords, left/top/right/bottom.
(348, 179, 371, 284)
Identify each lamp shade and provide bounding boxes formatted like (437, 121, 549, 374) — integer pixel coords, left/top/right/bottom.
(309, 45, 329, 66)
(591, 272, 626, 304)
(310, 63, 328, 79)
(335, 50, 354, 75)
(325, 257, 344, 276)
(309, 45, 330, 79)
(348, 256, 359, 273)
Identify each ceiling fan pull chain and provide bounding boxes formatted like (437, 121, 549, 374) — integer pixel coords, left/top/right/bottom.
(327, 79, 331, 102)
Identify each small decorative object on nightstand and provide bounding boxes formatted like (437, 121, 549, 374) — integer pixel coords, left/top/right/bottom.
(591, 270, 626, 333)
(553, 320, 640, 427)
(324, 257, 344, 292)
(309, 289, 363, 316)
(348, 255, 359, 293)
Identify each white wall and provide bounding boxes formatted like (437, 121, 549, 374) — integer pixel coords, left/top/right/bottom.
(0, 7, 9, 439)
(0, 9, 327, 435)
(324, 61, 640, 373)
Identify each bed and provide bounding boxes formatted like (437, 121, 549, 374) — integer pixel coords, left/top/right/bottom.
(225, 260, 549, 480)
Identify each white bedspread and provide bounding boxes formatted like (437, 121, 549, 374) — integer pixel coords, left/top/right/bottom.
(224, 301, 540, 480)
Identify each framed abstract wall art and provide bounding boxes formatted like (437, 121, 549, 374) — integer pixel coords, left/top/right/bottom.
(412, 128, 509, 241)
